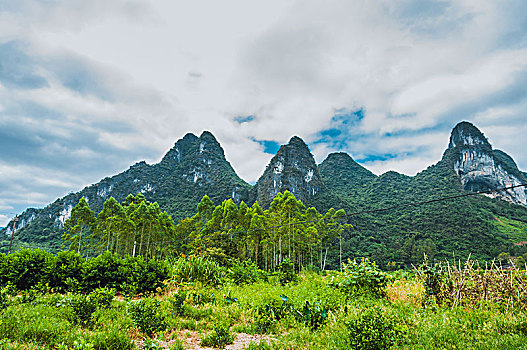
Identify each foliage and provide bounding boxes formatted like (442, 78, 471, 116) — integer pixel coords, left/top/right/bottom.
(297, 300, 328, 331)
(0, 249, 168, 296)
(0, 270, 527, 349)
(344, 305, 403, 350)
(276, 258, 297, 285)
(127, 298, 167, 337)
(170, 255, 225, 285)
(142, 337, 162, 350)
(63, 287, 115, 326)
(168, 290, 187, 316)
(336, 258, 391, 298)
(200, 325, 234, 349)
(228, 259, 266, 285)
(4, 248, 53, 291)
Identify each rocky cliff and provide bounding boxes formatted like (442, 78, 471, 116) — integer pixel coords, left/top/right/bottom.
(1, 131, 252, 247)
(445, 122, 527, 205)
(255, 136, 325, 208)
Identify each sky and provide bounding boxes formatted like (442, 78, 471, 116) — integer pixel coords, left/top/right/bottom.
(1, 0, 527, 226)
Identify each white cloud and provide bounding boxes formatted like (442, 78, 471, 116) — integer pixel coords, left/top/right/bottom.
(0, 214, 9, 227)
(1, 0, 527, 221)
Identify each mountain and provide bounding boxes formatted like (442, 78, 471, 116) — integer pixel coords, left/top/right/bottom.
(2, 121, 527, 266)
(255, 136, 325, 208)
(318, 122, 527, 266)
(445, 121, 527, 205)
(319, 152, 377, 199)
(1, 131, 252, 250)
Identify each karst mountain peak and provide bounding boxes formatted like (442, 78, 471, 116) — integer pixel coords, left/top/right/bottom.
(3, 121, 527, 257)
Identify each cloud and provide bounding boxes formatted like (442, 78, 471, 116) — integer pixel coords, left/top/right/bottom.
(0, 214, 9, 228)
(1, 0, 527, 224)
(0, 41, 48, 89)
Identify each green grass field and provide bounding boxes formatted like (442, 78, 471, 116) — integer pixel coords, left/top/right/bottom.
(0, 257, 526, 350)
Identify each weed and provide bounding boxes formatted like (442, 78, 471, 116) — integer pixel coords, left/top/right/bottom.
(169, 290, 187, 316)
(169, 339, 185, 350)
(142, 337, 162, 350)
(127, 298, 167, 337)
(170, 255, 226, 286)
(200, 325, 234, 349)
(336, 258, 391, 298)
(345, 305, 403, 350)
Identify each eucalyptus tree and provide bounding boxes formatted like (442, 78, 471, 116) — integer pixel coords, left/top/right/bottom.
(63, 197, 96, 256)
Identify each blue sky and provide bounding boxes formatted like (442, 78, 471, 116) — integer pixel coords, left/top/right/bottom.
(1, 0, 527, 226)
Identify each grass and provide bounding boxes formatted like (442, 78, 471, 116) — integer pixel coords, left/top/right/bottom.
(493, 216, 527, 243)
(1, 267, 527, 349)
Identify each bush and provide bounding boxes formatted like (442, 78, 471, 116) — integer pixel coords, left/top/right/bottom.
(82, 252, 124, 292)
(200, 325, 234, 349)
(228, 259, 266, 285)
(276, 259, 297, 285)
(337, 258, 391, 298)
(121, 255, 168, 296)
(345, 305, 403, 350)
(62, 287, 115, 326)
(0, 284, 13, 311)
(5, 249, 54, 291)
(168, 290, 187, 316)
(50, 250, 85, 293)
(127, 298, 167, 337)
(171, 255, 225, 285)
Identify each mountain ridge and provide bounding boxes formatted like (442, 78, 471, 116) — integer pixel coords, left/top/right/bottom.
(3, 121, 527, 265)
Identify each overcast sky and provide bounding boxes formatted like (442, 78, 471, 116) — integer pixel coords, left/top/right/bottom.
(1, 0, 527, 226)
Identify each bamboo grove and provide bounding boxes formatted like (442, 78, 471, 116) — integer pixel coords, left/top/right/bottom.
(63, 191, 350, 271)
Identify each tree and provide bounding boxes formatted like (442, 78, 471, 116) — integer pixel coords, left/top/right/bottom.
(63, 197, 96, 257)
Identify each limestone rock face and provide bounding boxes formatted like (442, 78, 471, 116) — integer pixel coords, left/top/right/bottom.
(2, 131, 252, 246)
(256, 136, 324, 208)
(447, 122, 527, 205)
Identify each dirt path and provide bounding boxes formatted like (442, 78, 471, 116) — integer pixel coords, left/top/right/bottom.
(135, 330, 273, 350)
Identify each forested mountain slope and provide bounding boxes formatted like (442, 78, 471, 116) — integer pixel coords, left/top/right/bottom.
(3, 121, 527, 267)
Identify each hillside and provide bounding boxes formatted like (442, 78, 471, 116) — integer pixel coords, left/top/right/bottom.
(2, 121, 527, 266)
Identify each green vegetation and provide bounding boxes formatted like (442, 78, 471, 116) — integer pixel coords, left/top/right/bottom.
(320, 151, 527, 268)
(0, 252, 525, 349)
(5, 125, 527, 269)
(0, 248, 168, 295)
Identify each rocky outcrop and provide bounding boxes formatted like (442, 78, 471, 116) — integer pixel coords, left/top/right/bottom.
(255, 136, 324, 208)
(1, 131, 252, 245)
(447, 121, 527, 205)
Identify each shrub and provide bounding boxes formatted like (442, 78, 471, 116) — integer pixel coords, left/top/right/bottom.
(82, 252, 124, 292)
(276, 259, 297, 285)
(168, 290, 187, 316)
(171, 255, 225, 285)
(121, 255, 168, 296)
(228, 259, 266, 285)
(0, 284, 13, 311)
(200, 325, 234, 349)
(63, 287, 115, 326)
(50, 250, 85, 293)
(337, 258, 391, 298)
(345, 305, 403, 350)
(127, 298, 167, 337)
(5, 249, 54, 291)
